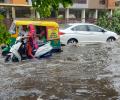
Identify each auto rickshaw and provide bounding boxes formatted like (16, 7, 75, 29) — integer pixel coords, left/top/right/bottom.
(2, 20, 61, 56)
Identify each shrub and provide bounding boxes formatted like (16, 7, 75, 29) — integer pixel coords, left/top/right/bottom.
(96, 9, 120, 35)
(0, 15, 10, 45)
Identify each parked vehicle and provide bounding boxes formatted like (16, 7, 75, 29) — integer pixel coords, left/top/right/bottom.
(2, 20, 61, 56)
(5, 36, 53, 62)
(59, 23, 119, 45)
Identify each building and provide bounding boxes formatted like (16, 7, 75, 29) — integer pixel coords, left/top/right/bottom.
(0, 0, 33, 19)
(116, 0, 120, 6)
(0, 0, 117, 22)
(59, 0, 116, 22)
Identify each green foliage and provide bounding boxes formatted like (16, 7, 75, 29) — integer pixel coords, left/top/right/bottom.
(57, 15, 63, 19)
(32, 0, 73, 18)
(96, 9, 120, 35)
(0, 15, 10, 45)
(0, 15, 4, 21)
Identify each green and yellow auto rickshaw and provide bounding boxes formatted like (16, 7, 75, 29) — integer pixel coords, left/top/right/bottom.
(2, 20, 61, 56)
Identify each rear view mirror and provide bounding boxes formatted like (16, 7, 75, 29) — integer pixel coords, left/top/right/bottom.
(9, 30, 16, 34)
(101, 29, 106, 33)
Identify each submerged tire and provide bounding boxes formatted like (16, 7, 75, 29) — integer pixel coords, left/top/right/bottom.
(4, 55, 11, 62)
(12, 55, 19, 62)
(67, 39, 78, 45)
(4, 54, 19, 62)
(107, 37, 116, 42)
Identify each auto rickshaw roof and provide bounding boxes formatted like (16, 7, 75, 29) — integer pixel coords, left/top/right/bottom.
(14, 20, 59, 27)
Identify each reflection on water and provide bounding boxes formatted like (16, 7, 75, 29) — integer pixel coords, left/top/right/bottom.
(0, 42, 120, 100)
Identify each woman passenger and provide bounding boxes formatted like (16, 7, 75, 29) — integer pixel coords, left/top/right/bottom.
(26, 24, 38, 58)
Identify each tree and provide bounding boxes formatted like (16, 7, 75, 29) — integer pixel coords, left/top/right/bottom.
(96, 9, 120, 35)
(32, 0, 73, 18)
(0, 15, 10, 45)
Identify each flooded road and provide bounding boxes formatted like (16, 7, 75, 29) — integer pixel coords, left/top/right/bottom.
(0, 42, 120, 100)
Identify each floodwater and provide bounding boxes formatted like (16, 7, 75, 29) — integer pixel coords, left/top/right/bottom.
(0, 41, 120, 100)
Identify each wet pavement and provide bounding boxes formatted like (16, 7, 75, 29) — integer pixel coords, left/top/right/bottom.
(0, 41, 120, 100)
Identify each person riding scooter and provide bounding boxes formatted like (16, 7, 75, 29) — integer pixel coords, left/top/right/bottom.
(5, 24, 53, 62)
(18, 35, 26, 59)
(5, 36, 53, 62)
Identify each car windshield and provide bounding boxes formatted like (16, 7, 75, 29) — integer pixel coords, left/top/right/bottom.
(59, 24, 72, 30)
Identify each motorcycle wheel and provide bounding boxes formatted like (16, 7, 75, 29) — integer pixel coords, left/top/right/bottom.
(12, 55, 19, 62)
(4, 54, 19, 62)
(4, 55, 12, 62)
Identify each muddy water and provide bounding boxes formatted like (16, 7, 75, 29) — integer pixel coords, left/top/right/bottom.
(0, 42, 120, 100)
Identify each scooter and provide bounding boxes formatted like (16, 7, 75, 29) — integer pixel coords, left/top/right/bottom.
(5, 36, 53, 62)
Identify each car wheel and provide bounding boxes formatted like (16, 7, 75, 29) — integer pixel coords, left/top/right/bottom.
(107, 37, 116, 42)
(67, 39, 78, 45)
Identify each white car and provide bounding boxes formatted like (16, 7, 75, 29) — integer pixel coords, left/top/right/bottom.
(59, 23, 119, 45)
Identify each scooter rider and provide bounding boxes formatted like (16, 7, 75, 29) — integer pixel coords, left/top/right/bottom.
(18, 35, 26, 59)
(14, 25, 37, 61)
(12, 36, 24, 62)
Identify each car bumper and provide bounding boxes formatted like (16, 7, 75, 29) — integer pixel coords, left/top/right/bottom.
(60, 35, 67, 45)
(117, 35, 120, 40)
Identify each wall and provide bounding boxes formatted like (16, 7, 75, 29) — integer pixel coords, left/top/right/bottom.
(88, 0, 106, 9)
(10, 0, 27, 4)
(4, 0, 10, 3)
(107, 0, 115, 9)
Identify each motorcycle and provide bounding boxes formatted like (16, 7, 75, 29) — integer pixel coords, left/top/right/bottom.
(5, 36, 53, 62)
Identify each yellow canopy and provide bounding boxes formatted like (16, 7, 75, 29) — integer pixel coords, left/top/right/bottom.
(14, 20, 59, 27)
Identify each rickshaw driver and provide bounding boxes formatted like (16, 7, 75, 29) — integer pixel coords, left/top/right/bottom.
(19, 25, 28, 36)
